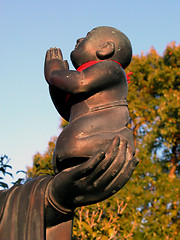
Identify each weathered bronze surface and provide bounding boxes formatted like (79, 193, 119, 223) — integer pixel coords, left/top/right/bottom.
(0, 26, 138, 239)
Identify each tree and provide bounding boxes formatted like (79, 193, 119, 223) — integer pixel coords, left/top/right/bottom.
(26, 137, 56, 178)
(27, 42, 180, 239)
(0, 155, 12, 189)
(0, 155, 27, 188)
(127, 42, 180, 178)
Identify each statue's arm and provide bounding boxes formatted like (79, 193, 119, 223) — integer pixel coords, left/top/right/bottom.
(44, 48, 71, 121)
(48, 61, 125, 94)
(45, 48, 126, 95)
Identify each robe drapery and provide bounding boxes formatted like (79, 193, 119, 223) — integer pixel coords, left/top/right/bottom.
(0, 175, 52, 240)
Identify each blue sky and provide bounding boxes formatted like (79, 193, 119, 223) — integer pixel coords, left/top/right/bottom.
(1, 0, 180, 185)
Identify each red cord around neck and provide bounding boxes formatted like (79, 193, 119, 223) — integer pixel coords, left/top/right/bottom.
(76, 60, 132, 83)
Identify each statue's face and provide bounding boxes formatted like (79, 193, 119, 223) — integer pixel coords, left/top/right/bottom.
(70, 29, 103, 69)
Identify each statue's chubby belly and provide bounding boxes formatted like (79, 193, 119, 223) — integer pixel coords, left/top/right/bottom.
(53, 107, 134, 165)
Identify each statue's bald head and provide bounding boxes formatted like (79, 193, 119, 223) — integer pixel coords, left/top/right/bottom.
(92, 26, 132, 69)
(71, 26, 132, 69)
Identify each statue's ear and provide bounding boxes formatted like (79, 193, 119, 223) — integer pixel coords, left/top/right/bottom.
(96, 41, 115, 59)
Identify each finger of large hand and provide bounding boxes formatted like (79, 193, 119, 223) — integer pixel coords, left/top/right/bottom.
(103, 156, 139, 197)
(85, 137, 120, 183)
(93, 140, 128, 189)
(126, 143, 135, 161)
(72, 151, 105, 181)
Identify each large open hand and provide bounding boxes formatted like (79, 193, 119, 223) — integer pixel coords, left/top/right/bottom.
(44, 47, 69, 82)
(47, 137, 138, 213)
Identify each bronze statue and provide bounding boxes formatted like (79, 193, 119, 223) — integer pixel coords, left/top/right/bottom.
(0, 26, 138, 240)
(44, 26, 135, 174)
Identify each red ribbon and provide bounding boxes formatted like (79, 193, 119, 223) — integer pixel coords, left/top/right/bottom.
(77, 60, 132, 83)
(76, 60, 122, 71)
